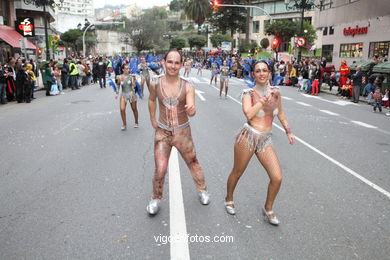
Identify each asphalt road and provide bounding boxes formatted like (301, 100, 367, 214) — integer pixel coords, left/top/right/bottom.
(0, 69, 389, 260)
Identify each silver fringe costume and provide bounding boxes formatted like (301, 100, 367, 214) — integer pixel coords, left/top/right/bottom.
(235, 123, 272, 153)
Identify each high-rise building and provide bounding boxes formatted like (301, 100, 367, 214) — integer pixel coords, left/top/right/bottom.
(54, 0, 95, 33)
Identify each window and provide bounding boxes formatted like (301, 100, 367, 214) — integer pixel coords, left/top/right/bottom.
(321, 0, 333, 10)
(329, 26, 334, 35)
(369, 41, 390, 58)
(264, 20, 270, 33)
(323, 27, 328, 36)
(253, 21, 259, 33)
(340, 43, 363, 58)
(322, 44, 333, 62)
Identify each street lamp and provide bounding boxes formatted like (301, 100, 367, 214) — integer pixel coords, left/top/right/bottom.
(83, 21, 125, 57)
(284, 0, 323, 62)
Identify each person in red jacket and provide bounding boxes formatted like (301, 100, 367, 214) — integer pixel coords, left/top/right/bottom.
(338, 59, 350, 93)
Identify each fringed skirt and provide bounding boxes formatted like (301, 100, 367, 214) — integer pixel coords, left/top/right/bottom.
(235, 123, 272, 153)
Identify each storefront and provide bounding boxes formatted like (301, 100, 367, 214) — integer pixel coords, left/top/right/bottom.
(319, 17, 390, 66)
(315, 0, 390, 67)
(0, 24, 37, 63)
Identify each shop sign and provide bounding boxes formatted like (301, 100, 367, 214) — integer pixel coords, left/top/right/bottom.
(343, 25, 368, 37)
(15, 17, 35, 37)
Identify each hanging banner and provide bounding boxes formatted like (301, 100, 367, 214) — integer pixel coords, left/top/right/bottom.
(15, 17, 35, 37)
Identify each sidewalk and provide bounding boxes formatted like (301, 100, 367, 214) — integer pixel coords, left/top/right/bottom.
(320, 84, 368, 104)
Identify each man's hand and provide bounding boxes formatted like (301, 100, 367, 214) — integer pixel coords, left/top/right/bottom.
(287, 133, 295, 145)
(185, 104, 195, 116)
(151, 119, 158, 129)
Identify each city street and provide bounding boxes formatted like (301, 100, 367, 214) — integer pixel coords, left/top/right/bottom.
(1, 69, 390, 259)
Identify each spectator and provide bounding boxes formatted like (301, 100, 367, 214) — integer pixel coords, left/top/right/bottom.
(26, 63, 37, 99)
(96, 57, 107, 88)
(383, 88, 389, 109)
(372, 87, 383, 113)
(15, 63, 31, 103)
(352, 66, 363, 103)
(0, 63, 7, 104)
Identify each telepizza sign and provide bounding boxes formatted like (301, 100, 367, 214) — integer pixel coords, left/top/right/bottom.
(343, 25, 368, 37)
(16, 17, 35, 37)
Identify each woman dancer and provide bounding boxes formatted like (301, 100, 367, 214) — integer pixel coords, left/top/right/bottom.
(209, 62, 219, 86)
(183, 57, 192, 77)
(224, 60, 295, 225)
(219, 60, 230, 98)
(116, 64, 139, 130)
(139, 57, 150, 93)
(146, 49, 210, 215)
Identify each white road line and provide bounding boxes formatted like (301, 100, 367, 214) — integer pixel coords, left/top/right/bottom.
(302, 93, 358, 106)
(351, 120, 378, 129)
(208, 84, 390, 200)
(202, 77, 210, 83)
(282, 96, 294, 101)
(195, 89, 206, 101)
(190, 77, 201, 83)
(319, 110, 340, 116)
(296, 101, 312, 107)
(169, 147, 190, 260)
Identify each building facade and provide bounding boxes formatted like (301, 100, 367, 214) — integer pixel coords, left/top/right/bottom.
(0, 0, 58, 62)
(315, 0, 390, 66)
(54, 0, 94, 33)
(95, 30, 134, 57)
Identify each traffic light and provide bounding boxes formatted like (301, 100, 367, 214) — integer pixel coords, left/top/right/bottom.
(211, 0, 219, 7)
(37, 48, 42, 55)
(272, 38, 279, 48)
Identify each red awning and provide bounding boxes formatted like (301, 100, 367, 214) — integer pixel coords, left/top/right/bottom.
(0, 25, 37, 49)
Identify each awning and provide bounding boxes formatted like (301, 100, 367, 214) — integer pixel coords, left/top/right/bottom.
(0, 25, 37, 49)
(349, 60, 378, 72)
(372, 62, 390, 74)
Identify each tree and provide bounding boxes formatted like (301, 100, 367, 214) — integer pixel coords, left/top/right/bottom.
(60, 29, 96, 56)
(128, 8, 168, 52)
(260, 38, 269, 49)
(170, 38, 186, 50)
(169, 0, 187, 11)
(210, 33, 233, 48)
(209, 0, 246, 37)
(265, 19, 297, 40)
(185, 0, 212, 33)
(265, 19, 317, 46)
(188, 35, 207, 50)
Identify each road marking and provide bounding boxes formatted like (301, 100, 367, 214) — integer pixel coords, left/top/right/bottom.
(302, 94, 358, 106)
(190, 77, 201, 83)
(282, 96, 294, 100)
(208, 85, 390, 200)
(53, 114, 84, 136)
(351, 120, 377, 129)
(296, 101, 312, 107)
(169, 147, 190, 260)
(195, 89, 206, 101)
(319, 110, 339, 116)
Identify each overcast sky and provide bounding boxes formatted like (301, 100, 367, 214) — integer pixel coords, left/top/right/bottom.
(94, 0, 171, 9)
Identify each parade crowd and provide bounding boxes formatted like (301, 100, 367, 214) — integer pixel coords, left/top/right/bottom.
(1, 52, 389, 115)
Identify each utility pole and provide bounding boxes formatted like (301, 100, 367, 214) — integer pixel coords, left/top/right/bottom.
(43, 5, 50, 60)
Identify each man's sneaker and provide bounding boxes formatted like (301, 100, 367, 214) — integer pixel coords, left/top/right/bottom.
(146, 199, 160, 215)
(134, 124, 139, 128)
(198, 190, 210, 205)
(121, 125, 127, 131)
